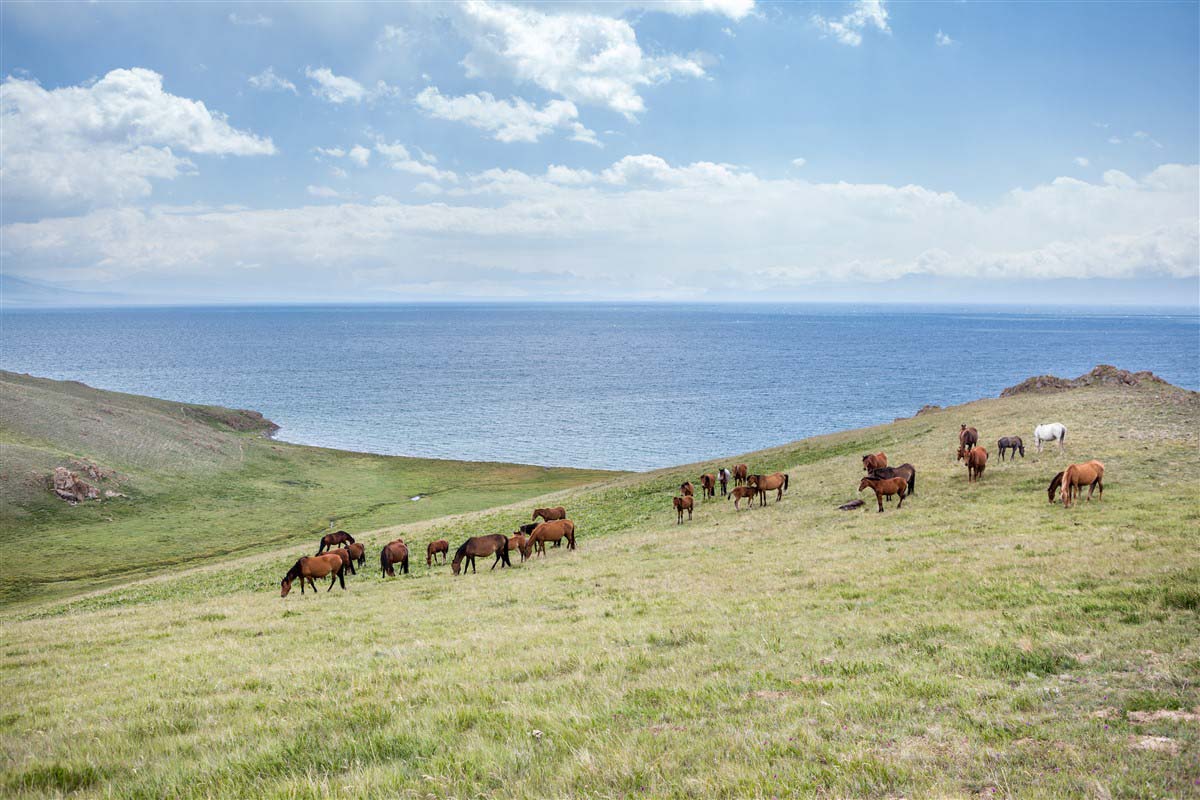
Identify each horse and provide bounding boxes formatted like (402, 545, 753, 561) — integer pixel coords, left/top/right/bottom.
(380, 539, 409, 577)
(673, 495, 693, 523)
(747, 472, 789, 505)
(281, 553, 346, 596)
(521, 520, 576, 558)
(344, 541, 366, 570)
(729, 486, 757, 510)
(1062, 460, 1104, 508)
(718, 467, 731, 496)
(997, 436, 1025, 461)
(325, 546, 356, 576)
(316, 530, 355, 554)
(453, 534, 511, 574)
(868, 463, 916, 498)
(964, 447, 988, 482)
(518, 521, 560, 547)
(426, 539, 449, 566)
(699, 474, 716, 500)
(959, 425, 978, 451)
(532, 507, 566, 523)
(1047, 471, 1064, 503)
(507, 532, 528, 562)
(862, 453, 887, 472)
(858, 476, 907, 512)
(680, 481, 694, 498)
(733, 464, 748, 486)
(1034, 423, 1067, 454)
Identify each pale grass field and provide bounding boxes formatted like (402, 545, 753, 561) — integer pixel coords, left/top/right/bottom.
(2, 383, 1198, 798)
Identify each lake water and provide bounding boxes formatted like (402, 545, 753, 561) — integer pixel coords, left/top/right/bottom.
(3, 304, 1196, 471)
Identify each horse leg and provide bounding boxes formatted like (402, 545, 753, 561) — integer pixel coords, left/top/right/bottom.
(876, 491, 884, 513)
(897, 491, 905, 510)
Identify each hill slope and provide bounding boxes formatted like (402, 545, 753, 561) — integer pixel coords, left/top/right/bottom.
(2, 372, 1198, 798)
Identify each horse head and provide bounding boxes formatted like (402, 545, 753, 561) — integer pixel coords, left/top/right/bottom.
(280, 578, 292, 597)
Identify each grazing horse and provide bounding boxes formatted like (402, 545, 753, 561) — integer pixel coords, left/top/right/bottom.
(680, 481, 694, 498)
(747, 472, 789, 505)
(699, 474, 716, 500)
(317, 530, 355, 554)
(521, 520, 576, 558)
(453, 534, 511, 574)
(518, 521, 560, 547)
(733, 464, 748, 486)
(868, 463, 916, 499)
(862, 453, 888, 472)
(997, 436, 1025, 461)
(344, 541, 366, 570)
(507, 532, 527, 562)
(959, 425, 979, 451)
(673, 495, 694, 523)
(858, 476, 907, 512)
(1034, 423, 1067, 454)
(1047, 471, 1065, 503)
(326, 546, 356, 576)
(380, 539, 409, 577)
(718, 467, 731, 496)
(426, 539, 449, 566)
(1062, 460, 1104, 508)
(532, 506, 566, 523)
(729, 486, 757, 510)
(964, 447, 988, 482)
(281, 554, 345, 596)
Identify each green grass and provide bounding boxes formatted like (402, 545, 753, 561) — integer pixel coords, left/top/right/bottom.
(2, 377, 1198, 798)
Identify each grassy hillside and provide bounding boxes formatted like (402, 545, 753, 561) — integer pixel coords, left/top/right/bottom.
(0, 371, 617, 606)
(2, 375, 1198, 798)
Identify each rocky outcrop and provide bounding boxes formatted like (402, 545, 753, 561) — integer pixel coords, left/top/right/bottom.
(1001, 365, 1172, 397)
(915, 404, 942, 416)
(52, 467, 100, 503)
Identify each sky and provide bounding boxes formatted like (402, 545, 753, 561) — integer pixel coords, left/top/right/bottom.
(1, 0, 1198, 306)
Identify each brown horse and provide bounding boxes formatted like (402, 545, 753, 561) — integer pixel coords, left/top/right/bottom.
(281, 554, 346, 596)
(452, 534, 511, 574)
(728, 486, 757, 510)
(521, 520, 576, 558)
(718, 467, 730, 496)
(747, 472, 789, 505)
(1062, 461, 1105, 507)
(868, 463, 916, 498)
(518, 521, 560, 547)
(858, 476, 907, 512)
(964, 447, 988, 482)
(316, 530, 355, 554)
(344, 541, 366, 570)
(699, 473, 716, 499)
(426, 539, 449, 566)
(673, 495, 693, 523)
(507, 532, 528, 562)
(680, 481, 694, 497)
(1047, 471, 1065, 503)
(532, 507, 566, 522)
(862, 453, 887, 472)
(997, 436, 1025, 461)
(326, 546, 356, 576)
(959, 424, 978, 451)
(380, 539, 409, 577)
(733, 464, 748, 486)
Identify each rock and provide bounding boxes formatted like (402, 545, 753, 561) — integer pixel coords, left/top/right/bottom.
(1000, 365, 1174, 397)
(915, 404, 942, 416)
(52, 467, 99, 503)
(104, 490, 126, 499)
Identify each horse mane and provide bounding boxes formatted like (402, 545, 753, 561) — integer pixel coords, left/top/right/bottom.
(345, 533, 355, 543)
(453, 540, 469, 562)
(285, 557, 305, 581)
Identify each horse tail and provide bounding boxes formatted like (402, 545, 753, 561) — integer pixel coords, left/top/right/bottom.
(783, 473, 789, 491)
(380, 547, 391, 578)
(1059, 427, 1066, 445)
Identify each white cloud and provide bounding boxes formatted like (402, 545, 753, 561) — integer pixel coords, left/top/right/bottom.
(248, 67, 297, 94)
(1108, 136, 1123, 145)
(935, 29, 954, 47)
(636, 0, 756, 19)
(348, 145, 372, 167)
(415, 87, 600, 145)
(1133, 130, 1164, 149)
(791, 157, 807, 168)
(304, 67, 395, 104)
(0, 68, 275, 212)
(316, 144, 372, 168)
(374, 140, 458, 182)
(228, 12, 272, 27)
(812, 0, 890, 47)
(455, 0, 705, 118)
(1073, 157, 1090, 167)
(376, 25, 408, 50)
(306, 185, 343, 198)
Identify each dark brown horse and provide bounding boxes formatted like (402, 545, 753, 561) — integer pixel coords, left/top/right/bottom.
(316, 530, 355, 554)
(1047, 471, 1065, 503)
(858, 476, 907, 512)
(521, 520, 576, 557)
(868, 463, 916, 498)
(997, 436, 1025, 461)
(1062, 460, 1104, 508)
(673, 495, 693, 523)
(728, 486, 757, 510)
(380, 539, 409, 577)
(959, 424, 978, 451)
(699, 474, 716, 499)
(862, 453, 887, 472)
(344, 541, 366, 570)
(426, 539, 449, 566)
(281, 554, 346, 596)
(507, 532, 527, 562)
(733, 464, 748, 486)
(452, 534, 511, 574)
(532, 507, 566, 522)
(964, 446, 988, 482)
(680, 481, 694, 497)
(718, 467, 730, 496)
(747, 472, 789, 505)
(326, 546, 356, 576)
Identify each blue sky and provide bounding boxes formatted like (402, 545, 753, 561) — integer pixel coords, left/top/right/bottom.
(2, 0, 1197, 305)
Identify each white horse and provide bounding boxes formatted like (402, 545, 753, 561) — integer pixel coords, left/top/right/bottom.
(1033, 422, 1067, 454)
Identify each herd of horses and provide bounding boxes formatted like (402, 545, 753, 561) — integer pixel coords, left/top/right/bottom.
(281, 418, 1106, 595)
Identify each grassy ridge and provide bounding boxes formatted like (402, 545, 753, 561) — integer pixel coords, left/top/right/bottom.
(2, 378, 1198, 798)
